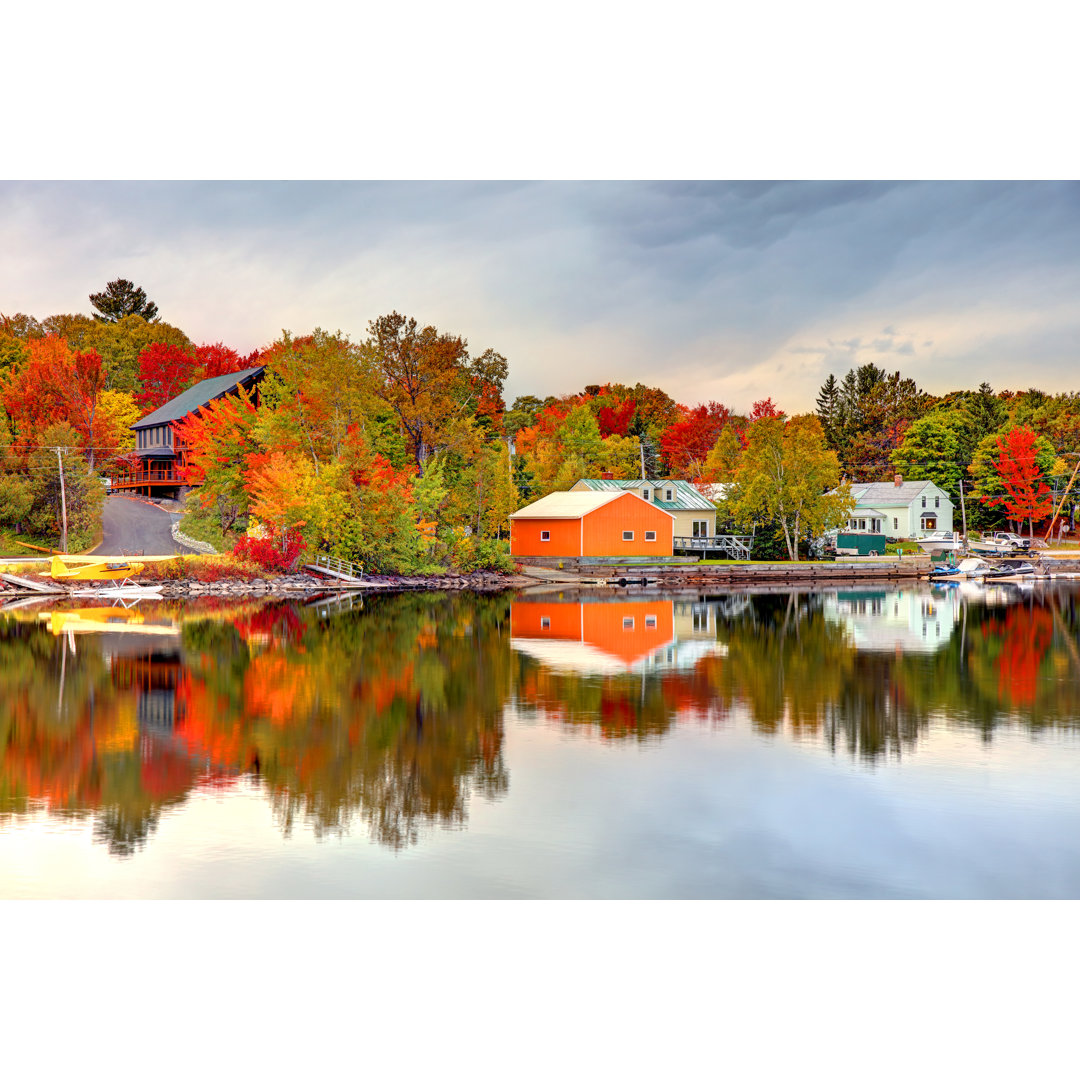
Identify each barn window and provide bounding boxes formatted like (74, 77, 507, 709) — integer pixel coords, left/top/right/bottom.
(645, 615, 657, 628)
(541, 530, 551, 541)
(541, 616, 550, 629)
(622, 531, 634, 541)
(622, 617, 635, 630)
(645, 530, 657, 541)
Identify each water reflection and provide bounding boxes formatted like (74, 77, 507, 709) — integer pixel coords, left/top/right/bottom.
(3, 582, 1080, 858)
(0, 594, 510, 854)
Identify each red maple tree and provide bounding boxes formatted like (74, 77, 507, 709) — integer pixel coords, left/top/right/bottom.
(659, 401, 732, 479)
(989, 426, 1052, 536)
(136, 343, 198, 411)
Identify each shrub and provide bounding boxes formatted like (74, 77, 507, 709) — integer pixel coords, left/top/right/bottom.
(232, 530, 306, 573)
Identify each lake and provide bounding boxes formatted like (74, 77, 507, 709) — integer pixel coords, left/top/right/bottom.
(2, 581, 1080, 898)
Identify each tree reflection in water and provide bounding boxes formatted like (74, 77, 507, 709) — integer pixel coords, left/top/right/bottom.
(2, 584, 1080, 857)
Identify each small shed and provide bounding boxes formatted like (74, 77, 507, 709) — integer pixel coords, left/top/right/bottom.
(510, 491, 675, 558)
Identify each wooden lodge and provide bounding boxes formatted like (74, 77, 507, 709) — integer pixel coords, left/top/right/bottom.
(110, 366, 265, 495)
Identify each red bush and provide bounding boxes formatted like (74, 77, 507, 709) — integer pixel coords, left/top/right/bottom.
(232, 530, 306, 573)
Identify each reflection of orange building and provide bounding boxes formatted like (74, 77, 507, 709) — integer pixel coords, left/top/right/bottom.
(511, 600, 675, 671)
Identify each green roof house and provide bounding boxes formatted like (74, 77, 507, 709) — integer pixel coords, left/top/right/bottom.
(571, 476, 717, 541)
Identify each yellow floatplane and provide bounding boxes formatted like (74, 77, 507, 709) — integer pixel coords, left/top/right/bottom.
(50, 556, 147, 581)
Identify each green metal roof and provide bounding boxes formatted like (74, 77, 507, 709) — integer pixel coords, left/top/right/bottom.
(574, 478, 716, 512)
(131, 366, 265, 430)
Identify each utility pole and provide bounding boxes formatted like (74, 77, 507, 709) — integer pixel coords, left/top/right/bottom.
(639, 439, 646, 481)
(959, 477, 968, 553)
(55, 447, 69, 554)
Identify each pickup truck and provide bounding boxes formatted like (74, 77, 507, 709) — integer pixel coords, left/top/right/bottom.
(991, 532, 1030, 551)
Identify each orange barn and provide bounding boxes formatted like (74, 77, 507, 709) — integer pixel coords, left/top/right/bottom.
(509, 491, 674, 558)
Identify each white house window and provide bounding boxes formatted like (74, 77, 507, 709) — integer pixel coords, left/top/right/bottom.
(922, 496, 927, 507)
(622, 531, 634, 541)
(622, 617, 635, 630)
(540, 616, 550, 629)
(935, 496, 940, 508)
(540, 530, 551, 542)
(922, 515, 937, 530)
(645, 615, 657, 628)
(871, 519, 882, 533)
(645, 530, 657, 541)
(893, 518, 899, 531)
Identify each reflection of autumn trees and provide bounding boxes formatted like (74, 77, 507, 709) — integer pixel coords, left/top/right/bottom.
(713, 588, 1080, 759)
(0, 594, 512, 855)
(5, 586, 1080, 860)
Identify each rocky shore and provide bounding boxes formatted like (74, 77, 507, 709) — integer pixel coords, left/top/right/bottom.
(123, 570, 527, 599)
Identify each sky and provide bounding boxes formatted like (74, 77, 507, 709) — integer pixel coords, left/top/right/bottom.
(2, 180, 1079, 414)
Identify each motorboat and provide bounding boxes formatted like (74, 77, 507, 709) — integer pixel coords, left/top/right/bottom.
(917, 531, 963, 555)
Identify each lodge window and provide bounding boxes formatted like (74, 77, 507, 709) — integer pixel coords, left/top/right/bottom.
(642, 489, 649, 500)
(665, 489, 673, 501)
(623, 617, 635, 630)
(645, 530, 657, 542)
(692, 520, 708, 538)
(622, 531, 634, 541)
(541, 617, 550, 629)
(645, 615, 657, 628)
(540, 530, 551, 542)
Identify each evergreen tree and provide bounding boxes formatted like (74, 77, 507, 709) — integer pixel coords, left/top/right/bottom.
(89, 278, 159, 323)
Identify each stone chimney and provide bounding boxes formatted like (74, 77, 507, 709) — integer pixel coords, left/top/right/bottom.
(601, 471, 614, 480)
(894, 473, 903, 488)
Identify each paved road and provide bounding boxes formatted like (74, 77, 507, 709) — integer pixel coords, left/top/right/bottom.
(94, 496, 187, 556)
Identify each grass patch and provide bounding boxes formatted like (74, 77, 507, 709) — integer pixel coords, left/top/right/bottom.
(177, 498, 238, 554)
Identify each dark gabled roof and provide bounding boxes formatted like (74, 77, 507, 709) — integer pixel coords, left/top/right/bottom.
(131, 365, 265, 430)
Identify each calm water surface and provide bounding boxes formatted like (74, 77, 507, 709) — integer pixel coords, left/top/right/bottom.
(3, 582, 1080, 898)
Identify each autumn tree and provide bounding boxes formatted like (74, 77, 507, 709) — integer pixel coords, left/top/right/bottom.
(90, 278, 159, 323)
(725, 415, 853, 562)
(659, 401, 732, 479)
(195, 342, 250, 381)
(25, 423, 104, 549)
(985, 426, 1054, 537)
(257, 330, 379, 470)
(968, 424, 1057, 532)
(79, 314, 194, 393)
(64, 349, 109, 469)
(135, 342, 199, 411)
(364, 312, 508, 474)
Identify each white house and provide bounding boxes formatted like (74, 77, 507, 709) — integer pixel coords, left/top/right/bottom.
(842, 475, 955, 539)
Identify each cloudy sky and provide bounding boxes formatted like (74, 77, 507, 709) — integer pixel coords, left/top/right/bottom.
(2, 180, 1078, 413)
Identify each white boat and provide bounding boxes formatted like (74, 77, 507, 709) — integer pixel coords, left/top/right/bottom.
(916, 531, 963, 554)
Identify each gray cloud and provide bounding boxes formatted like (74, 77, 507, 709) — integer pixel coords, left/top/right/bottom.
(1, 181, 1079, 411)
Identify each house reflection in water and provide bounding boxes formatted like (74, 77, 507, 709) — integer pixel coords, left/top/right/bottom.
(824, 589, 962, 653)
(510, 598, 727, 674)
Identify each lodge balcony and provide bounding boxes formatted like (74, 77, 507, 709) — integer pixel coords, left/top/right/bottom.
(108, 451, 187, 494)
